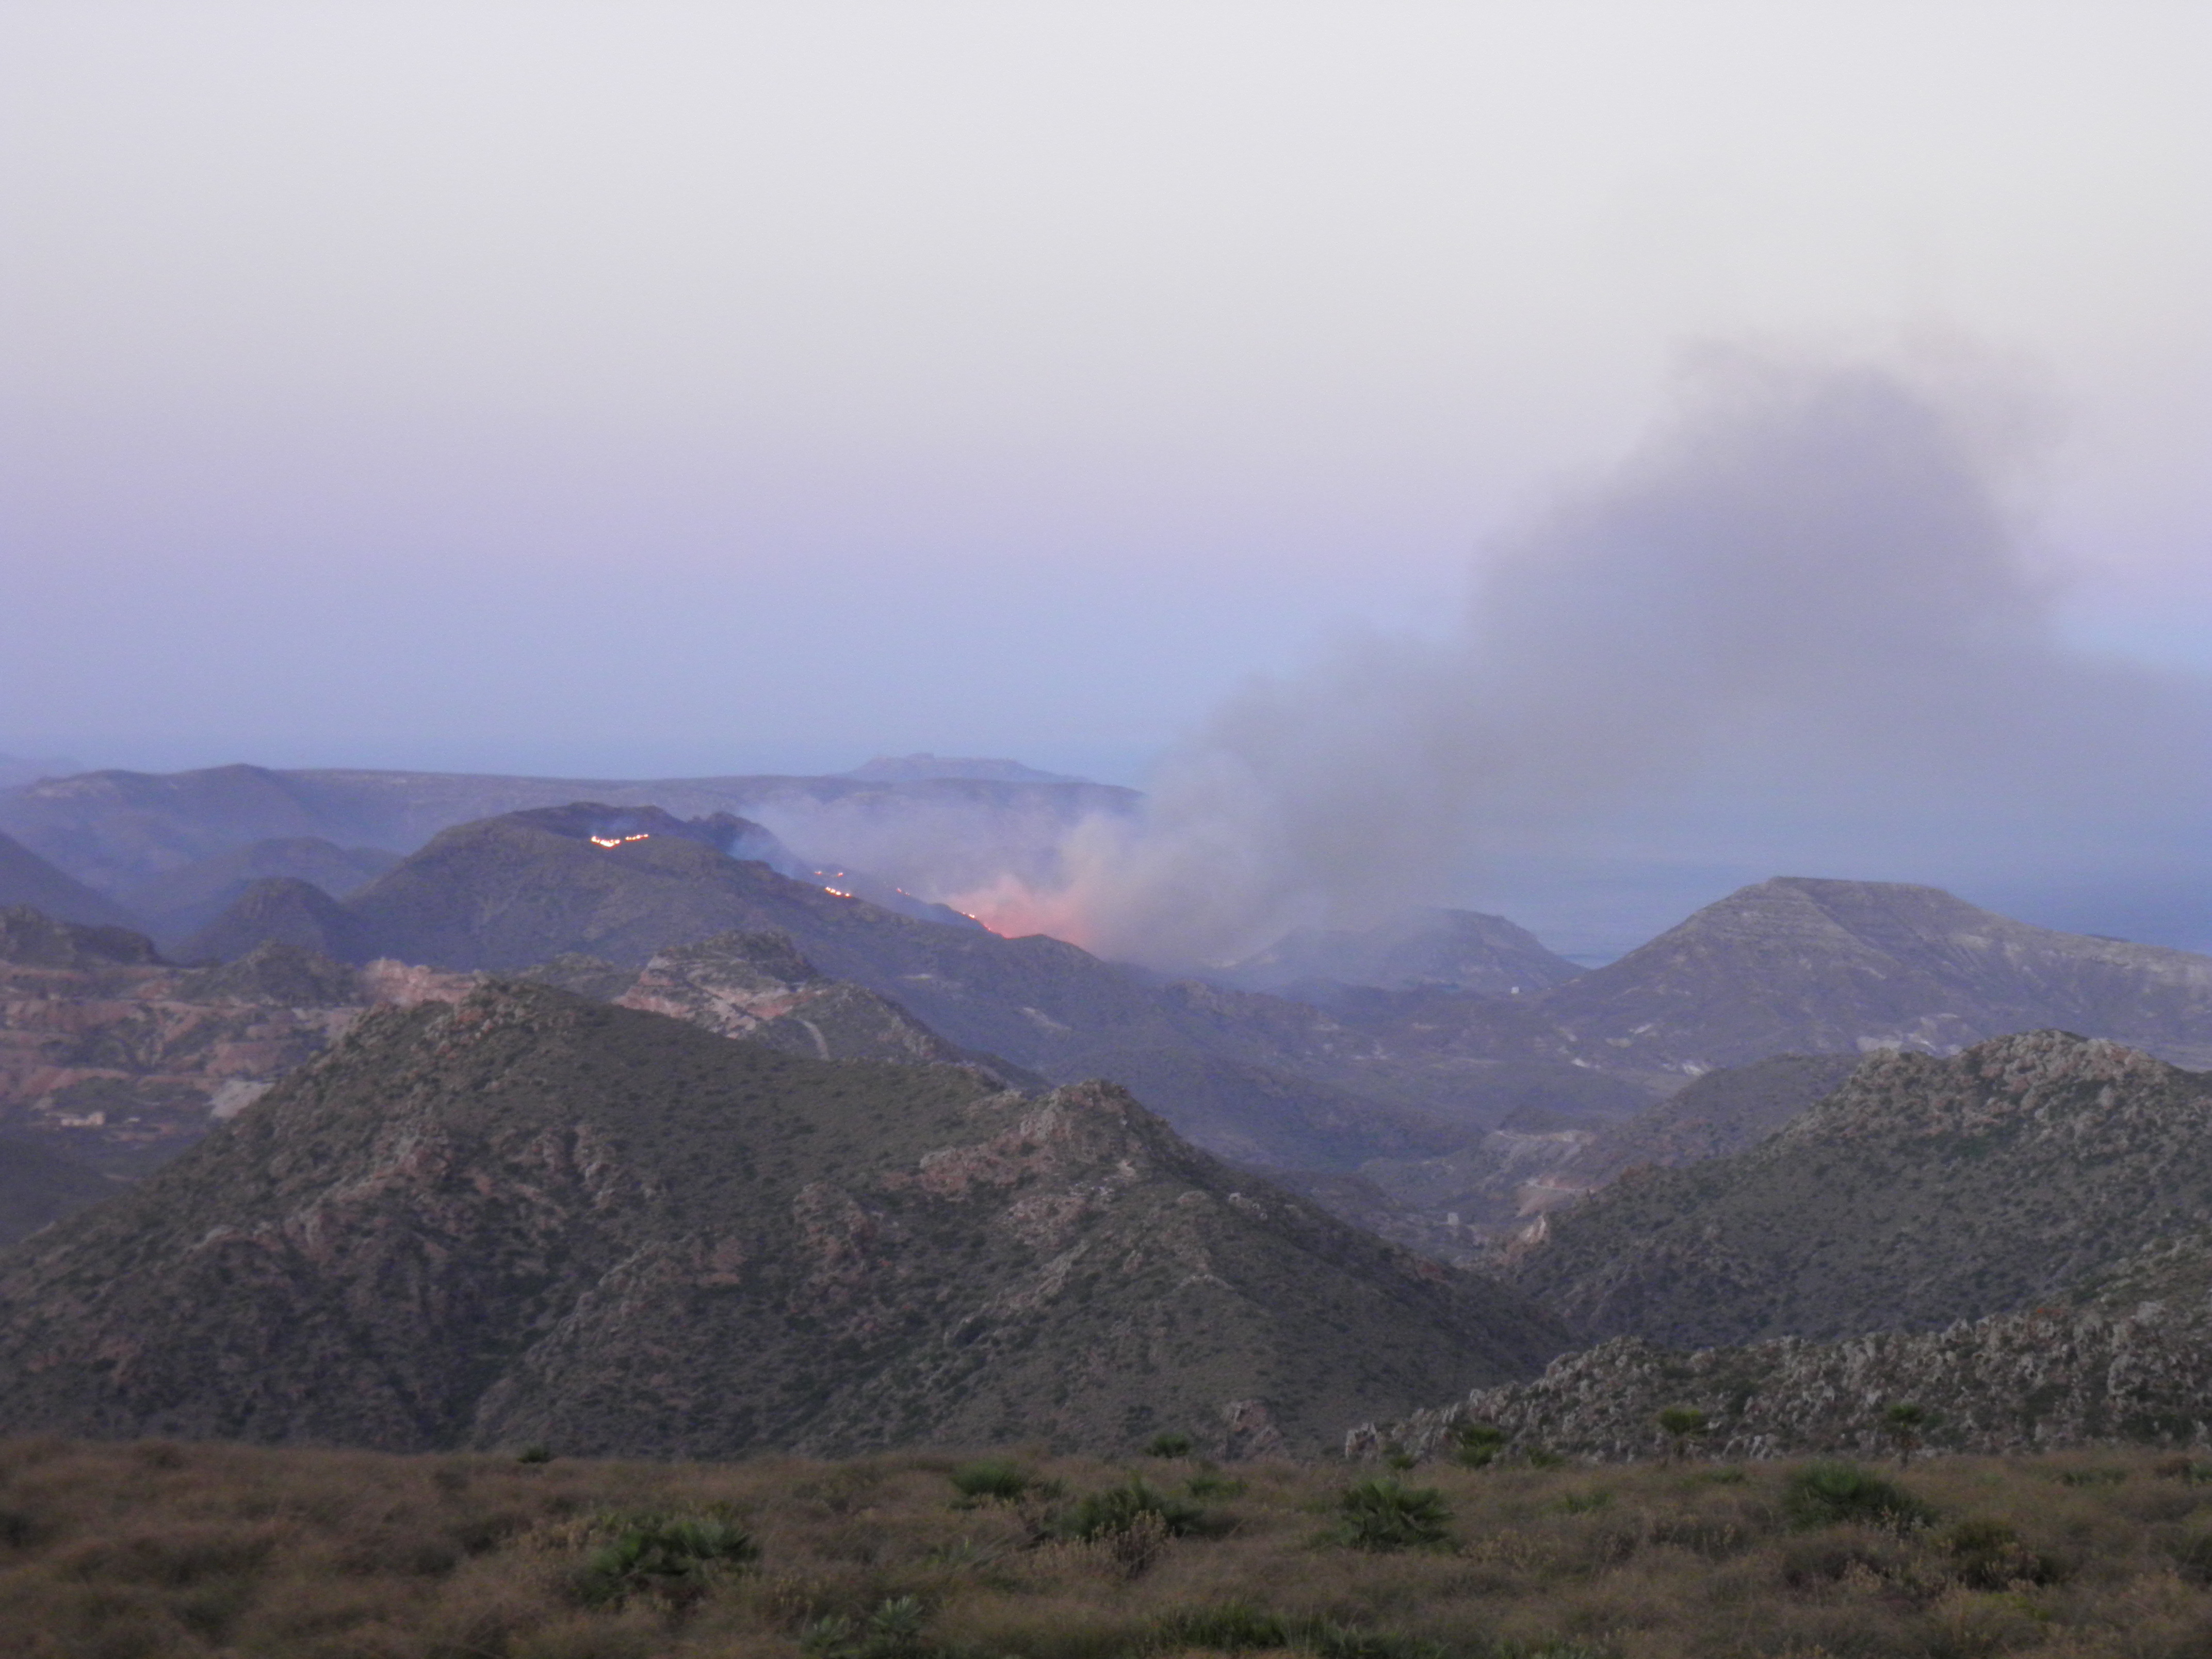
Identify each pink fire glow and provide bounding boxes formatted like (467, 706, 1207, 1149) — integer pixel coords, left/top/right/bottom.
(940, 875, 1097, 949)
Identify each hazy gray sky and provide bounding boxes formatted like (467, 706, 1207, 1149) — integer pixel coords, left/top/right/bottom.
(2, 4, 2208, 952)
(3, 2, 2204, 780)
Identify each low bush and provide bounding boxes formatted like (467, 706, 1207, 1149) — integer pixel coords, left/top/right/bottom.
(1940, 1517, 2064, 1588)
(1058, 1478, 1203, 1542)
(0, 1438, 2206, 1659)
(1780, 1460, 1934, 1531)
(1331, 1478, 1452, 1551)
(2054, 1465, 2128, 1486)
(947, 1460, 1036, 1506)
(575, 1513, 756, 1607)
(1142, 1432, 1193, 1458)
(802, 1595, 935, 1659)
(1452, 1421, 1505, 1469)
(1157, 1600, 1291, 1650)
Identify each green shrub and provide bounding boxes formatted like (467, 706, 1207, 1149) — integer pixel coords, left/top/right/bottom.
(1305, 1628, 1451, 1659)
(802, 1596, 935, 1659)
(1941, 1518, 2064, 1589)
(1059, 1478, 1203, 1542)
(515, 1443, 554, 1466)
(1183, 1471, 1245, 1500)
(1143, 1432, 1194, 1458)
(577, 1513, 756, 1607)
(1453, 1421, 1505, 1469)
(1881, 1401, 1929, 1465)
(948, 1460, 1035, 1506)
(1780, 1461, 1934, 1531)
(1330, 1479, 1452, 1551)
(1156, 1604, 1447, 1659)
(1157, 1602, 1291, 1650)
(2054, 1467, 2128, 1487)
(2165, 1530, 2212, 1585)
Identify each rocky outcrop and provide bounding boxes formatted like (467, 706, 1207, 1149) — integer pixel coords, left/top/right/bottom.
(1351, 1234, 2212, 1464)
(0, 982, 1567, 1457)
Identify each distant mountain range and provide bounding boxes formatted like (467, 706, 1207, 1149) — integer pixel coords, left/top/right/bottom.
(121, 837, 399, 951)
(839, 754, 1090, 784)
(11, 759, 2212, 1266)
(0, 761, 1138, 900)
(1221, 908, 1584, 998)
(0, 832, 137, 929)
(167, 804, 1499, 1170)
(0, 981, 1566, 1457)
(91, 800, 2212, 1235)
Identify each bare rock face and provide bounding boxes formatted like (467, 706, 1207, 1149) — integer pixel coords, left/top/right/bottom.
(0, 915, 466, 1183)
(1502, 1031, 2212, 1351)
(611, 931, 1040, 1085)
(1351, 1232, 2212, 1465)
(0, 983, 1566, 1458)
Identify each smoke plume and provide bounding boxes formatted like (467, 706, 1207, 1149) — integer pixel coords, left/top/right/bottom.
(955, 349, 2212, 967)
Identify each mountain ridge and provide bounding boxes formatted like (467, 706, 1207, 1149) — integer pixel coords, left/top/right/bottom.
(1501, 1030, 2212, 1349)
(0, 980, 1566, 1457)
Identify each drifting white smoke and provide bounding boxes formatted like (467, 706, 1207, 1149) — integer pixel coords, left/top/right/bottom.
(953, 348, 2212, 968)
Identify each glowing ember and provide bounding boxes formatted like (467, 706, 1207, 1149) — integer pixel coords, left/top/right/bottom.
(822, 887, 854, 899)
(588, 833, 651, 849)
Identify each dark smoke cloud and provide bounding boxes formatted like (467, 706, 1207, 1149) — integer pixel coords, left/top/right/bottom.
(955, 349, 2212, 966)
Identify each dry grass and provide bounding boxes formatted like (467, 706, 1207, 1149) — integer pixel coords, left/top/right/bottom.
(1, 1438, 2209, 1658)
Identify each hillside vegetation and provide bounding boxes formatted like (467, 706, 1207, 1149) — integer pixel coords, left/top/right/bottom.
(1503, 1032, 2212, 1348)
(0, 983, 1560, 1457)
(3, 1438, 2211, 1658)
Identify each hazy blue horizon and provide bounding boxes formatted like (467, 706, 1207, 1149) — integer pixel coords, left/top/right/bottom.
(4, 4, 2206, 961)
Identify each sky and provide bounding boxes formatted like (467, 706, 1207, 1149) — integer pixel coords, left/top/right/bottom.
(2, 3, 2208, 954)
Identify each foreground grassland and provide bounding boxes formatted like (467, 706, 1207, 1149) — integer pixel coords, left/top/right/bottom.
(4, 1439, 2212, 1658)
